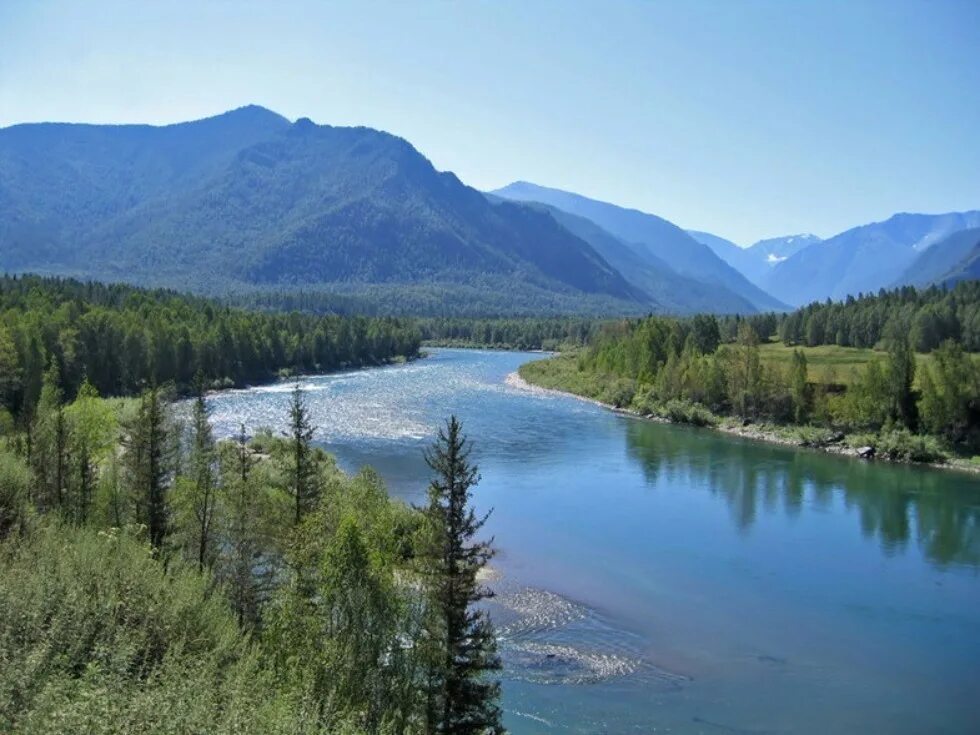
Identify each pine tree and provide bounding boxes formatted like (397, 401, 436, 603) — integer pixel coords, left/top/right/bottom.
(187, 375, 218, 570)
(122, 385, 172, 550)
(220, 423, 263, 628)
(288, 383, 319, 525)
(31, 365, 69, 512)
(422, 416, 503, 735)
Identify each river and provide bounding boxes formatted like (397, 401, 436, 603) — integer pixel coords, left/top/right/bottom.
(206, 348, 980, 734)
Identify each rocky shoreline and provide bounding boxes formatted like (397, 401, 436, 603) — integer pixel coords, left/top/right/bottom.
(508, 369, 980, 476)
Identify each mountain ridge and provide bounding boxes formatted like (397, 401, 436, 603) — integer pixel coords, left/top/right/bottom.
(0, 107, 652, 315)
(492, 181, 788, 312)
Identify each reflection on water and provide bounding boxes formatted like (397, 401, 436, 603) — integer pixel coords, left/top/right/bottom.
(623, 420, 980, 568)
(207, 349, 980, 734)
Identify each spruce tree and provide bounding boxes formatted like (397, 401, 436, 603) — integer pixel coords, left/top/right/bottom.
(123, 385, 172, 550)
(188, 375, 218, 570)
(423, 416, 503, 735)
(31, 365, 68, 512)
(288, 383, 319, 525)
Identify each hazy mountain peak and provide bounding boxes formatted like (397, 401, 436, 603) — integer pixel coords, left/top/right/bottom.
(764, 210, 980, 306)
(493, 181, 788, 312)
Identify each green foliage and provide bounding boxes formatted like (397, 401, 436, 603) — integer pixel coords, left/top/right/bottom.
(421, 417, 503, 735)
(918, 340, 980, 442)
(418, 316, 603, 350)
(523, 296, 979, 461)
(0, 524, 277, 734)
(776, 281, 980, 351)
(860, 429, 947, 464)
(0, 447, 32, 539)
(0, 111, 643, 316)
(0, 274, 421, 420)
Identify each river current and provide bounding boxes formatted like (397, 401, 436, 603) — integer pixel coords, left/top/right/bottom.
(206, 348, 980, 734)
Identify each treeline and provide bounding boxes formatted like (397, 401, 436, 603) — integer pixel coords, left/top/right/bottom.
(0, 374, 503, 733)
(527, 311, 979, 461)
(775, 281, 980, 351)
(417, 317, 604, 350)
(0, 275, 421, 421)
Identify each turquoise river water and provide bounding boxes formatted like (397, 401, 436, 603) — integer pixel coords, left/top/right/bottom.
(206, 348, 980, 734)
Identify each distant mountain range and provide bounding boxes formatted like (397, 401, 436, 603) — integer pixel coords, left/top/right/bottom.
(0, 105, 977, 315)
(492, 182, 787, 312)
(0, 106, 644, 316)
(686, 230, 819, 287)
(758, 211, 980, 305)
(897, 227, 980, 287)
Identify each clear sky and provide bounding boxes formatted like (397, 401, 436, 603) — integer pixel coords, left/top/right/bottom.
(1, 0, 978, 245)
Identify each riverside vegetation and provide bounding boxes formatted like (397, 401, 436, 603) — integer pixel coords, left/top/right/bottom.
(520, 283, 980, 468)
(0, 278, 504, 734)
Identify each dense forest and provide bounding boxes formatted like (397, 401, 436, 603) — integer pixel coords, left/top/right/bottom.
(521, 284, 980, 464)
(1, 381, 502, 732)
(0, 275, 421, 422)
(418, 317, 603, 351)
(775, 282, 980, 351)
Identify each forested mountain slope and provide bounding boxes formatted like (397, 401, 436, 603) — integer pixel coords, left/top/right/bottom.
(764, 211, 980, 306)
(492, 181, 788, 312)
(896, 228, 980, 288)
(522, 204, 757, 314)
(0, 107, 646, 315)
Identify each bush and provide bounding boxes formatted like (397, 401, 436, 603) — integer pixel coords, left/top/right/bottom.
(661, 399, 719, 427)
(846, 429, 947, 463)
(0, 523, 317, 734)
(874, 429, 947, 463)
(0, 448, 31, 539)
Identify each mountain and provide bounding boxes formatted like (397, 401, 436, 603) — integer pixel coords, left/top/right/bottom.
(939, 246, 980, 285)
(492, 182, 788, 312)
(520, 205, 757, 314)
(763, 211, 980, 306)
(747, 234, 819, 266)
(897, 227, 980, 287)
(0, 107, 646, 315)
(687, 230, 819, 287)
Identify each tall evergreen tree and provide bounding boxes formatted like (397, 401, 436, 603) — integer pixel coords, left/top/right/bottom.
(187, 376, 218, 570)
(31, 365, 69, 512)
(288, 383, 319, 525)
(122, 385, 172, 550)
(422, 416, 503, 735)
(220, 423, 263, 628)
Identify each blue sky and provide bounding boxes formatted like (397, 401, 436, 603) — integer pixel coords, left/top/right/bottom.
(1, 0, 978, 244)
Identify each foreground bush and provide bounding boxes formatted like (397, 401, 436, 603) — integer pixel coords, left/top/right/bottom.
(0, 524, 328, 735)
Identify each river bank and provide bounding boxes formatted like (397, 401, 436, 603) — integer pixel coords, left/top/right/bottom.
(513, 355, 980, 476)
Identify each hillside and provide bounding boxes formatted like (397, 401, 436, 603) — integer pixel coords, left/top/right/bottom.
(896, 227, 980, 287)
(493, 182, 788, 312)
(507, 203, 757, 314)
(0, 107, 646, 316)
(764, 211, 980, 306)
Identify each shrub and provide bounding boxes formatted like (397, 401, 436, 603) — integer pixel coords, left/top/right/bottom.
(874, 429, 947, 463)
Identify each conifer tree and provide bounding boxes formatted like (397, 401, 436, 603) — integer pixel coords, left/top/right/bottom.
(220, 423, 263, 628)
(187, 375, 218, 570)
(123, 385, 172, 550)
(288, 383, 319, 525)
(31, 365, 69, 512)
(422, 416, 503, 735)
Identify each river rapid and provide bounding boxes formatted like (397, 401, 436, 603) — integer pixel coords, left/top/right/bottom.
(206, 348, 980, 734)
